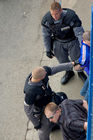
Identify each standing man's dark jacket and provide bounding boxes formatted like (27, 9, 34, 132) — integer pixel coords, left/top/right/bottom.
(41, 8, 84, 53)
(58, 99, 87, 140)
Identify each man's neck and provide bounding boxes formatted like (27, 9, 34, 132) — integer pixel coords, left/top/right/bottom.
(31, 77, 41, 83)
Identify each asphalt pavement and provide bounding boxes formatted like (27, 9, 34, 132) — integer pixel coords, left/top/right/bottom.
(0, 0, 93, 140)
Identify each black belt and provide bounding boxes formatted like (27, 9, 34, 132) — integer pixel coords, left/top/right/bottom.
(55, 37, 76, 43)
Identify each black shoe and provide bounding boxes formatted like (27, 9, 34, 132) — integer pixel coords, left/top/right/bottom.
(78, 71, 87, 82)
(56, 92, 68, 102)
(61, 71, 75, 85)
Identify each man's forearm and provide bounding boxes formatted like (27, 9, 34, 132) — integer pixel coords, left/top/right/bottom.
(51, 62, 74, 75)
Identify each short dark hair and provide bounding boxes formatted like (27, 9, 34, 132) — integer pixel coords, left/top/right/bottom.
(50, 2, 61, 11)
(44, 102, 58, 114)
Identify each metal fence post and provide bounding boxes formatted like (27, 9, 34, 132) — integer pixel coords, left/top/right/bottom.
(87, 5, 93, 140)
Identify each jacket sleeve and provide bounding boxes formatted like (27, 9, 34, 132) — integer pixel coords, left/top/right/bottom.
(73, 26, 84, 47)
(79, 43, 89, 66)
(69, 120, 85, 132)
(69, 10, 84, 47)
(50, 62, 73, 75)
(41, 25, 52, 52)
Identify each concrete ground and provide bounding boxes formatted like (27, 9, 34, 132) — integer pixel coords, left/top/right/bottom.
(0, 0, 92, 140)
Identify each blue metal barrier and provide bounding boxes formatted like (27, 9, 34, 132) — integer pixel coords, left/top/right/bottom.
(87, 5, 93, 140)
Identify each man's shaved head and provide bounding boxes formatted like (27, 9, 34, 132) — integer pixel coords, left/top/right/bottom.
(32, 67, 46, 80)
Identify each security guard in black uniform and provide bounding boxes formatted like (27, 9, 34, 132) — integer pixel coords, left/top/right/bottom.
(41, 2, 87, 84)
(24, 62, 74, 140)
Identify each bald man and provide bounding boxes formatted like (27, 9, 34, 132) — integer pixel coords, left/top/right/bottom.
(24, 62, 74, 140)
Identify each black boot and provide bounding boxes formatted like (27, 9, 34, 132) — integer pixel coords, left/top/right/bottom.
(61, 71, 75, 85)
(78, 71, 87, 82)
(56, 92, 68, 102)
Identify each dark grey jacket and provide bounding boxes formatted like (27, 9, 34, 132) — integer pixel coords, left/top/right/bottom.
(58, 99, 87, 140)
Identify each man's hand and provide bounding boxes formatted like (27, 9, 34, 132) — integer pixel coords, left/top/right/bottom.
(74, 64, 82, 71)
(46, 51, 54, 59)
(84, 122, 87, 131)
(83, 100, 88, 111)
(73, 60, 84, 71)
